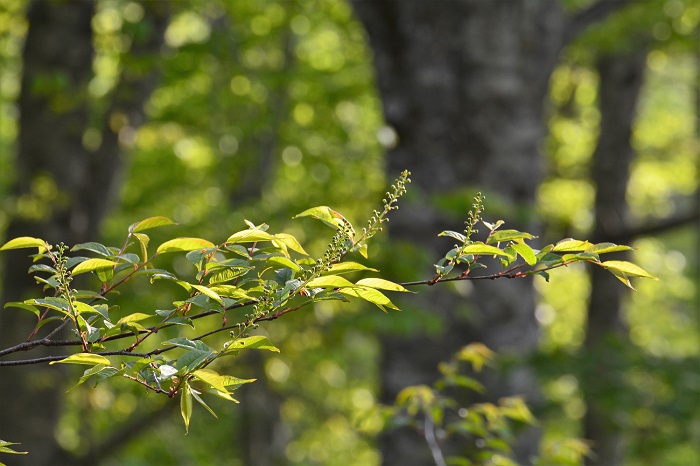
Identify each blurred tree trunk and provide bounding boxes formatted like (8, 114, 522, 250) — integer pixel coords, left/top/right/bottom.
(0, 1, 168, 464)
(350, 0, 633, 463)
(583, 50, 647, 466)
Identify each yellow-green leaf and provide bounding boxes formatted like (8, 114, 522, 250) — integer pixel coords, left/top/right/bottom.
(293, 206, 346, 229)
(552, 239, 593, 252)
(72, 258, 118, 276)
(511, 242, 537, 266)
(325, 262, 379, 275)
(157, 238, 215, 254)
(266, 256, 301, 272)
(589, 242, 633, 255)
(116, 313, 153, 324)
(192, 369, 235, 401)
(0, 236, 47, 252)
(226, 229, 275, 244)
(339, 287, 399, 311)
(355, 278, 411, 292)
(50, 353, 111, 366)
(181, 383, 193, 433)
(306, 275, 355, 288)
(600, 260, 657, 280)
(461, 242, 510, 257)
(191, 284, 224, 306)
(225, 335, 279, 353)
(130, 216, 176, 233)
(209, 285, 256, 301)
(273, 233, 308, 256)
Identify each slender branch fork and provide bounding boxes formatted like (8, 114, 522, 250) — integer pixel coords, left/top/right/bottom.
(0, 259, 572, 367)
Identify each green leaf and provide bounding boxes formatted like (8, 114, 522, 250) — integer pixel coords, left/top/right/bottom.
(589, 242, 633, 255)
(273, 233, 308, 256)
(460, 242, 510, 257)
(207, 268, 249, 285)
(0, 236, 46, 251)
(192, 369, 235, 401)
(164, 338, 211, 352)
(181, 382, 193, 433)
(70, 364, 119, 391)
(4, 302, 40, 317)
(551, 239, 593, 253)
(50, 353, 111, 366)
(438, 230, 467, 243)
(224, 336, 280, 353)
(133, 233, 150, 260)
(487, 229, 535, 244)
(511, 243, 537, 266)
(306, 275, 355, 288)
(599, 260, 657, 280)
(157, 238, 216, 254)
(191, 284, 224, 306)
(208, 285, 256, 301)
(266, 256, 301, 272)
(26, 297, 70, 314)
(293, 206, 346, 229)
(339, 287, 399, 311)
(72, 258, 118, 275)
(355, 278, 411, 293)
(325, 262, 378, 275)
(130, 216, 176, 233)
(190, 388, 219, 418)
(116, 313, 153, 324)
(71, 242, 115, 257)
(73, 301, 104, 315)
(0, 440, 27, 455)
(226, 229, 275, 244)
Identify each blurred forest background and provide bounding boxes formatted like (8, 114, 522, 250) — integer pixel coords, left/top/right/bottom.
(0, 0, 697, 465)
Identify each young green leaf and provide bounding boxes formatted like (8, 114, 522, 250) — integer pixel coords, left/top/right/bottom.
(511, 243, 537, 265)
(355, 278, 412, 293)
(461, 242, 511, 257)
(599, 260, 657, 280)
(192, 369, 235, 401)
(50, 353, 111, 366)
(226, 229, 275, 244)
(191, 284, 224, 306)
(0, 236, 47, 252)
(487, 229, 535, 244)
(325, 262, 379, 275)
(130, 216, 176, 233)
(273, 233, 309, 256)
(589, 242, 633, 255)
(306, 275, 355, 288)
(156, 238, 216, 254)
(72, 258, 119, 276)
(181, 382, 193, 433)
(339, 287, 399, 311)
(0, 440, 27, 455)
(293, 206, 346, 229)
(551, 239, 593, 253)
(224, 335, 280, 353)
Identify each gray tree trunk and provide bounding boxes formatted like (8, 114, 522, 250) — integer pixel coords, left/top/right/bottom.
(350, 1, 634, 463)
(0, 2, 168, 464)
(583, 50, 647, 466)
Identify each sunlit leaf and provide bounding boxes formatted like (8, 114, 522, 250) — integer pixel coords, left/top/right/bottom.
(192, 369, 235, 401)
(0, 236, 46, 252)
(487, 229, 535, 244)
(438, 230, 467, 242)
(273, 233, 308, 256)
(339, 286, 399, 311)
(306, 275, 355, 288)
(72, 258, 118, 275)
(190, 388, 218, 418)
(224, 335, 279, 353)
(355, 278, 411, 292)
(116, 313, 153, 324)
(157, 238, 216, 254)
(130, 216, 176, 233)
(3, 302, 40, 317)
(509, 243, 536, 265)
(551, 239, 593, 252)
(293, 206, 346, 229)
(69, 364, 119, 391)
(589, 242, 633, 255)
(599, 260, 657, 280)
(181, 382, 193, 433)
(461, 242, 510, 257)
(71, 242, 115, 257)
(50, 353, 111, 366)
(266, 256, 301, 272)
(325, 262, 379, 274)
(191, 284, 224, 306)
(226, 229, 275, 244)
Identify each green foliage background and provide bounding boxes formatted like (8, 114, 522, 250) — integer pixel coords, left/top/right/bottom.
(0, 0, 697, 464)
